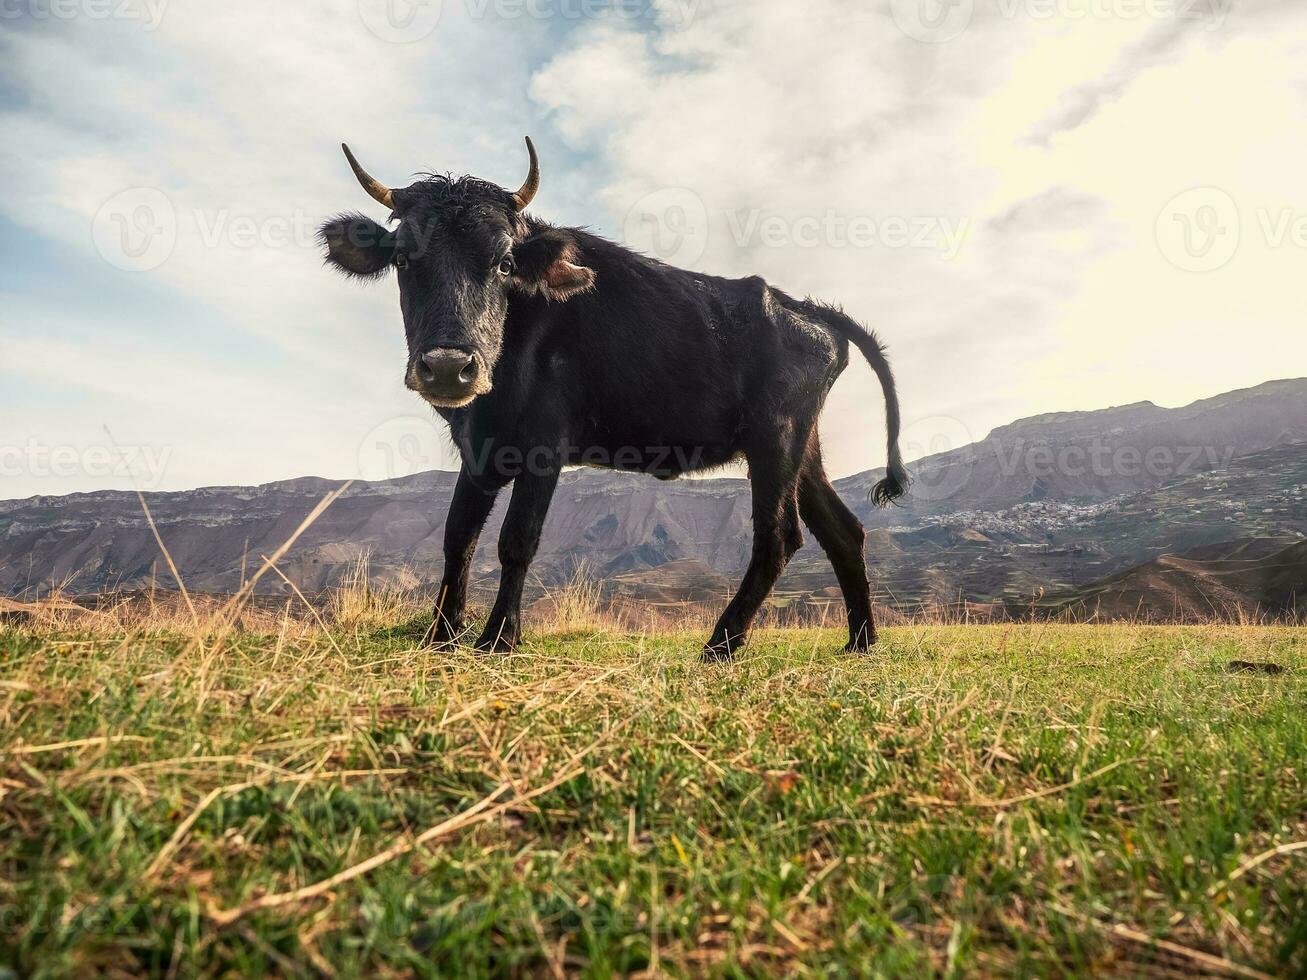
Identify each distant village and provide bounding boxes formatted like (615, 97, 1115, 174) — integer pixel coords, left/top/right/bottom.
(889, 478, 1307, 542)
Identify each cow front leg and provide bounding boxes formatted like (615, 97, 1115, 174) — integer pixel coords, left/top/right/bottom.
(426, 467, 506, 648)
(475, 466, 560, 652)
(703, 440, 805, 662)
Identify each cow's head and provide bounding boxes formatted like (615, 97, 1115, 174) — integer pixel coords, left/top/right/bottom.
(319, 139, 595, 408)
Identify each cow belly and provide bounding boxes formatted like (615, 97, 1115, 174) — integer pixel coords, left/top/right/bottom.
(563, 432, 740, 479)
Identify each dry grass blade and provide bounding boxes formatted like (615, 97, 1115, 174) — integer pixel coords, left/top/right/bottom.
(1052, 903, 1274, 980)
(151, 481, 355, 684)
(206, 765, 584, 926)
(4, 734, 149, 756)
(209, 482, 354, 630)
(911, 758, 1137, 809)
(100, 423, 201, 631)
(135, 489, 200, 630)
(263, 561, 346, 659)
(144, 768, 407, 880)
(668, 732, 728, 777)
(1208, 839, 1307, 897)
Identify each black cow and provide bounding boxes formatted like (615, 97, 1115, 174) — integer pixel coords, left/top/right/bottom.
(320, 138, 908, 660)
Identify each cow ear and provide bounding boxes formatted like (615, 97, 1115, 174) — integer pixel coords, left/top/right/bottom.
(512, 229, 596, 302)
(318, 213, 395, 279)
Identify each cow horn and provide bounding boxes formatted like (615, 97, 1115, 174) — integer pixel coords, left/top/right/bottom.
(341, 143, 394, 210)
(511, 136, 540, 211)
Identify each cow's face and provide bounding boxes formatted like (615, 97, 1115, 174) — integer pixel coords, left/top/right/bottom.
(319, 140, 594, 409)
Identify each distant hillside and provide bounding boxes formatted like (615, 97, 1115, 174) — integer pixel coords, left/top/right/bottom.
(1038, 538, 1306, 622)
(1, 378, 1304, 614)
(838, 377, 1307, 521)
(0, 470, 753, 597)
(837, 438, 1307, 610)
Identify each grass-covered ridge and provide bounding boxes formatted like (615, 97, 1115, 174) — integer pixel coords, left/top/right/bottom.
(1, 623, 1304, 977)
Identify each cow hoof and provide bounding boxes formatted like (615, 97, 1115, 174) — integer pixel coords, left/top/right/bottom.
(701, 635, 742, 663)
(844, 626, 877, 653)
(473, 630, 518, 654)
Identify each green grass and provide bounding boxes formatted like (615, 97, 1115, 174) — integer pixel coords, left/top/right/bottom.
(1, 622, 1304, 977)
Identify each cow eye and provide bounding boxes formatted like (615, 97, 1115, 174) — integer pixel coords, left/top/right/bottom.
(394, 252, 409, 271)
(497, 255, 515, 277)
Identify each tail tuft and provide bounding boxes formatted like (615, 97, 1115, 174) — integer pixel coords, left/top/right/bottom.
(870, 451, 909, 507)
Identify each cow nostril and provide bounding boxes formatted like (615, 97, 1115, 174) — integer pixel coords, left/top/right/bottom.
(419, 349, 480, 392)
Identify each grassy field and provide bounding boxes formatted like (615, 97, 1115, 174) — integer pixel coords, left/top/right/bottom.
(1, 618, 1304, 977)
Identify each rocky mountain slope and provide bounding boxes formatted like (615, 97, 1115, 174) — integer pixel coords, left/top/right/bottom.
(836, 377, 1307, 520)
(2, 379, 1304, 612)
(1037, 537, 1306, 621)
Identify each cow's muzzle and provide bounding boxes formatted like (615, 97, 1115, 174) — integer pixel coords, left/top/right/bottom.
(408, 348, 490, 407)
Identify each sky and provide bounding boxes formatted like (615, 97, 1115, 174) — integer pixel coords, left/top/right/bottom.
(1, 0, 1305, 498)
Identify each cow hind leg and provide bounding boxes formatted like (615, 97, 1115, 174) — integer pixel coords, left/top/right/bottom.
(798, 447, 877, 651)
(703, 424, 808, 662)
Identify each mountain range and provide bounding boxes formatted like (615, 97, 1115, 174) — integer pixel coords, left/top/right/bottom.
(1, 378, 1304, 620)
(1038, 537, 1306, 621)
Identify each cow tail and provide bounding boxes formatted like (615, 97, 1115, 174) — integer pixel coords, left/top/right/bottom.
(809, 305, 909, 506)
